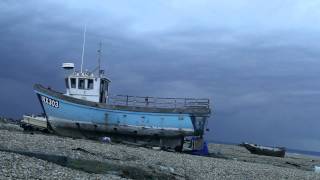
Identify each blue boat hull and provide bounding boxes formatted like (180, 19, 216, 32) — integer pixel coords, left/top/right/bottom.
(34, 84, 211, 149)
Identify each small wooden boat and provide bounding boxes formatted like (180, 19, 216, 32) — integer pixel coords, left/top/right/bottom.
(241, 142, 286, 157)
(21, 115, 48, 132)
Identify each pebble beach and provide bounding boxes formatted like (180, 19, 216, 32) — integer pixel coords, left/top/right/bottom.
(0, 121, 320, 180)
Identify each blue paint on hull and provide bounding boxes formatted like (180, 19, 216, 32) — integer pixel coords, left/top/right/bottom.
(35, 90, 195, 137)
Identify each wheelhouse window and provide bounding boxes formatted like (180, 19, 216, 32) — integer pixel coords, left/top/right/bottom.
(71, 78, 76, 88)
(65, 78, 69, 89)
(87, 79, 94, 89)
(78, 79, 85, 89)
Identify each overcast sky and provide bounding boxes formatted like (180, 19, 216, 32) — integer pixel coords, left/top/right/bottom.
(1, 0, 320, 151)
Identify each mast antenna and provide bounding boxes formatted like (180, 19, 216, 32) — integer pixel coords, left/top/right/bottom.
(80, 24, 87, 73)
(98, 41, 102, 76)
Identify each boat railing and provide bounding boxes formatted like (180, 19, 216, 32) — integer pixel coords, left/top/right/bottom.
(108, 95, 210, 109)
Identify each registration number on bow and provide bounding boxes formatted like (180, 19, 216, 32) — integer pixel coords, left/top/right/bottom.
(41, 96, 59, 108)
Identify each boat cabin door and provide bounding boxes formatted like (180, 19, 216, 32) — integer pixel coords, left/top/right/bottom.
(99, 79, 109, 103)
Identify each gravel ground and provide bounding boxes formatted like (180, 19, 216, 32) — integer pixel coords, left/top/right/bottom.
(0, 151, 123, 180)
(209, 143, 320, 171)
(0, 124, 320, 179)
(0, 122, 23, 132)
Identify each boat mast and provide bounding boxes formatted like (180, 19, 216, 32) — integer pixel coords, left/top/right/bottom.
(80, 24, 87, 73)
(97, 41, 102, 76)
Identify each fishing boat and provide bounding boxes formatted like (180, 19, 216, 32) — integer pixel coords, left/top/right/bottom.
(241, 142, 286, 157)
(33, 32, 211, 151)
(34, 66, 210, 151)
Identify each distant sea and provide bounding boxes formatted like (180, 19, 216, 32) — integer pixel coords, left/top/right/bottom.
(287, 149, 320, 157)
(209, 140, 320, 157)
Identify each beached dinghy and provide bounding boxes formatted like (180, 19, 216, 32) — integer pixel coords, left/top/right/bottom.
(21, 114, 48, 132)
(241, 142, 286, 157)
(34, 44, 211, 151)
